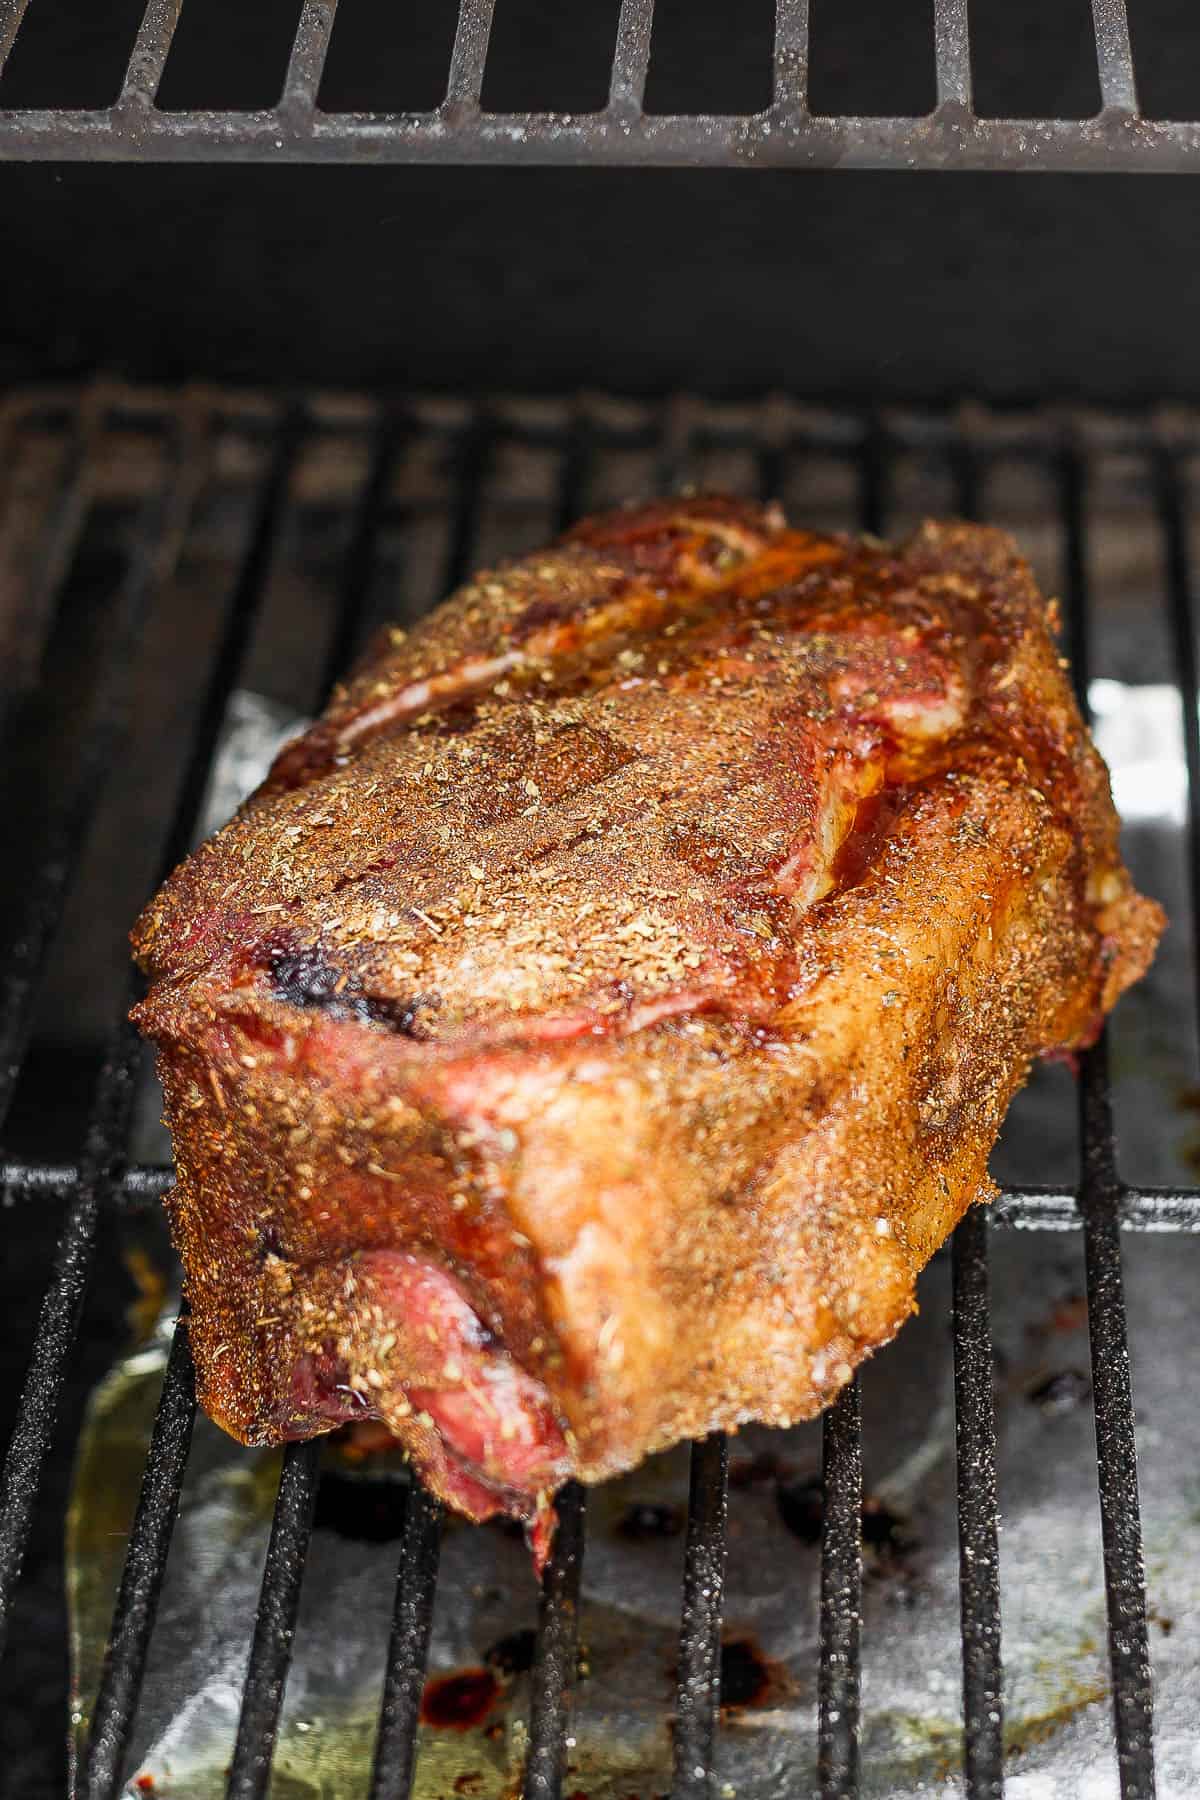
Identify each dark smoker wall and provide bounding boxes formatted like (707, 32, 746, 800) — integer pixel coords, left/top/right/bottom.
(2, 0, 1200, 401)
(5, 165, 1200, 404)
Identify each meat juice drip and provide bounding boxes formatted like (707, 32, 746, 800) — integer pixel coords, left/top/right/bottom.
(829, 786, 907, 892)
(723, 1634, 801, 1715)
(419, 1668, 501, 1730)
(718, 1638, 774, 1710)
(664, 1634, 787, 1718)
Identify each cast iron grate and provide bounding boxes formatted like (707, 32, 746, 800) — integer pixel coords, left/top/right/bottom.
(0, 0, 1197, 169)
(1, 382, 1195, 1799)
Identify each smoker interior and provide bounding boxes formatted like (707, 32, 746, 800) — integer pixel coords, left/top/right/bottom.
(3, 5, 1200, 1799)
(1, 387, 1198, 1800)
(10, 0, 1200, 408)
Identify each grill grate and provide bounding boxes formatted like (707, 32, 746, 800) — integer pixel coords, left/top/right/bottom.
(0, 0, 1198, 169)
(1, 383, 1196, 1798)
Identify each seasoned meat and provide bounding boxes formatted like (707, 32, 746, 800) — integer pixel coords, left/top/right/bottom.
(132, 499, 1162, 1561)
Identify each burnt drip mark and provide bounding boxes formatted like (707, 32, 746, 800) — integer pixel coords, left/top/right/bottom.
(259, 935, 440, 1038)
(776, 1475, 916, 1561)
(829, 785, 909, 892)
(665, 1632, 788, 1721)
(1027, 1369, 1092, 1415)
(860, 1495, 916, 1556)
(718, 1638, 776, 1712)
(775, 1475, 825, 1545)
(419, 1669, 501, 1730)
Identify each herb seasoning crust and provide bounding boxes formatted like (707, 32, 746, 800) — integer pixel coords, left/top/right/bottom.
(132, 499, 1163, 1562)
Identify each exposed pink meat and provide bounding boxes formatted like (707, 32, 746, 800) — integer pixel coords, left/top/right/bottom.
(281, 1252, 568, 1566)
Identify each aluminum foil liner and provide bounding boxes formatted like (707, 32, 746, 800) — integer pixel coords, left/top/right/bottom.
(68, 669, 1200, 1798)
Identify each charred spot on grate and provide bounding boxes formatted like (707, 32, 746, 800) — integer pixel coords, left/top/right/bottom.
(776, 1475, 825, 1545)
(420, 1668, 501, 1730)
(777, 1476, 915, 1560)
(718, 1637, 773, 1711)
(1028, 1369, 1093, 1415)
(261, 937, 440, 1038)
(860, 1497, 916, 1558)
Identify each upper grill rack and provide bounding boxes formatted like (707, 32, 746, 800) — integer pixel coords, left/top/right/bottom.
(1, 383, 1195, 1798)
(0, 0, 1197, 169)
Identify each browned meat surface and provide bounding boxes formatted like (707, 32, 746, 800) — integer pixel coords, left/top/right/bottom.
(132, 499, 1163, 1561)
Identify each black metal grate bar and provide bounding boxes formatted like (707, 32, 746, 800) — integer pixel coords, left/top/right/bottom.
(610, 0, 654, 119)
(0, 417, 206, 1653)
(0, 387, 102, 732)
(773, 0, 809, 113)
(1091, 0, 1138, 115)
(1061, 449, 1157, 1799)
(226, 1440, 321, 1800)
(949, 427, 983, 525)
(553, 408, 595, 539)
(817, 1380, 862, 1800)
(444, 0, 496, 114)
(856, 417, 888, 540)
(934, 0, 972, 111)
(0, 1190, 100, 1657)
(150, 407, 303, 883)
(0, 0, 31, 81)
(1078, 1048, 1157, 1798)
(443, 410, 496, 594)
(655, 395, 700, 494)
(1, 0, 1199, 166)
(992, 1187, 1200, 1230)
(1155, 448, 1200, 1045)
(2, 1159, 167, 1203)
(74, 406, 336, 1788)
(525, 1481, 588, 1800)
(672, 1432, 730, 1800)
(952, 1207, 1004, 1799)
(119, 0, 183, 112)
(368, 1483, 442, 1800)
(281, 0, 337, 126)
(6, 1159, 1200, 1229)
(82, 1320, 197, 1800)
(0, 403, 294, 1661)
(313, 413, 408, 709)
(0, 409, 200, 1139)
